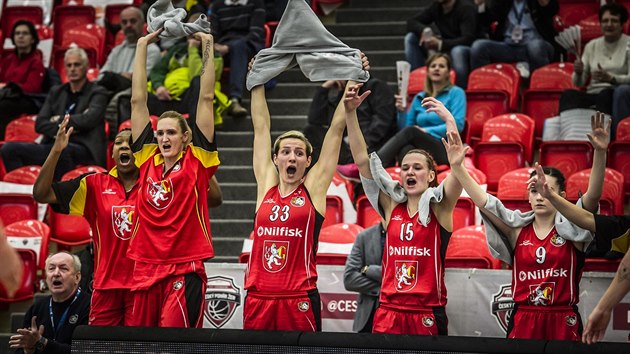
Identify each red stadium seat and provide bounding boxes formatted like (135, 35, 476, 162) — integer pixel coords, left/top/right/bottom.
(0, 249, 38, 303)
(4, 115, 39, 143)
(52, 5, 96, 47)
(0, 194, 38, 226)
(317, 223, 363, 265)
(407, 66, 457, 98)
(473, 142, 525, 194)
(615, 116, 630, 141)
(322, 195, 343, 228)
(468, 63, 520, 111)
(355, 195, 380, 229)
(481, 113, 535, 162)
(331, 171, 354, 206)
(497, 167, 534, 212)
(529, 62, 575, 90)
(61, 165, 106, 181)
(465, 91, 510, 145)
(104, 3, 128, 53)
(538, 141, 593, 179)
(118, 119, 132, 132)
(446, 225, 501, 269)
(556, 0, 600, 27)
(566, 168, 625, 215)
(2, 165, 41, 184)
(60, 23, 106, 66)
(452, 197, 475, 232)
(385, 166, 402, 182)
(5, 219, 50, 270)
(521, 90, 563, 143)
(583, 258, 622, 272)
(608, 141, 630, 197)
(1, 6, 44, 45)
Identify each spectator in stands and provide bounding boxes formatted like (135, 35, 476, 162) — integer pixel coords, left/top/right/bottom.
(210, 0, 266, 118)
(528, 165, 630, 345)
(304, 77, 396, 166)
(128, 29, 219, 328)
(382, 53, 465, 170)
(345, 94, 462, 335)
(0, 47, 109, 181)
(98, 6, 160, 133)
(470, 0, 559, 78)
(404, 0, 479, 88)
(559, 3, 630, 138)
(443, 113, 609, 340)
(264, 0, 289, 21)
(9, 252, 90, 354)
(343, 223, 385, 333)
(0, 222, 22, 299)
(0, 20, 45, 139)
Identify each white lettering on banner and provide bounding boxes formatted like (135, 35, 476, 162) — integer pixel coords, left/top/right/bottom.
(389, 246, 431, 257)
(256, 226, 303, 237)
(327, 300, 358, 313)
(518, 268, 568, 281)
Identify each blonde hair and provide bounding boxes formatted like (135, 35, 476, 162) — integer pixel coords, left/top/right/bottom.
(159, 111, 192, 145)
(273, 130, 313, 157)
(424, 53, 453, 98)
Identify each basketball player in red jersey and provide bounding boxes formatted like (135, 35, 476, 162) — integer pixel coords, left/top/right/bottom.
(243, 58, 369, 330)
(443, 113, 609, 340)
(32, 119, 138, 326)
(345, 93, 463, 335)
(128, 29, 219, 328)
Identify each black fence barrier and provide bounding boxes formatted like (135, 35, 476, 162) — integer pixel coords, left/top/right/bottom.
(72, 326, 628, 354)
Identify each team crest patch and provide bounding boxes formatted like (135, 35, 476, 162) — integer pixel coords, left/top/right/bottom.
(565, 315, 577, 326)
(422, 316, 434, 327)
(528, 282, 555, 306)
(550, 234, 566, 247)
(171, 161, 181, 172)
(263, 240, 289, 272)
(69, 314, 78, 324)
(394, 260, 418, 292)
(112, 205, 134, 240)
(491, 284, 515, 334)
(290, 196, 305, 207)
(173, 280, 183, 290)
(204, 276, 241, 328)
(146, 177, 174, 210)
(298, 301, 309, 312)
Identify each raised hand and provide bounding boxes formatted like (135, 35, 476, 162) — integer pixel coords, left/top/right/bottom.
(360, 52, 370, 71)
(422, 96, 455, 123)
(586, 111, 611, 151)
(527, 163, 552, 199)
(141, 28, 163, 45)
(52, 115, 73, 153)
(442, 130, 468, 167)
(582, 307, 611, 344)
(343, 83, 371, 112)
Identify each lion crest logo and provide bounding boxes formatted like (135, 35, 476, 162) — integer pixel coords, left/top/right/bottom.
(263, 240, 289, 272)
(146, 177, 173, 210)
(112, 205, 134, 240)
(394, 260, 418, 292)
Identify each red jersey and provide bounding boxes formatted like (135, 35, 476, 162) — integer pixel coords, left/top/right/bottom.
(128, 123, 219, 264)
(512, 223, 585, 306)
(51, 168, 138, 290)
(380, 204, 450, 309)
(245, 184, 324, 293)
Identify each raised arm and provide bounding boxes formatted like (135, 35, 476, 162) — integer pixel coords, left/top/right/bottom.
(130, 30, 162, 141)
(250, 84, 278, 209)
(305, 81, 364, 210)
(532, 163, 596, 232)
(444, 130, 517, 240)
(421, 97, 462, 209)
(193, 33, 216, 143)
(581, 112, 611, 213)
(583, 249, 630, 344)
(32, 117, 73, 204)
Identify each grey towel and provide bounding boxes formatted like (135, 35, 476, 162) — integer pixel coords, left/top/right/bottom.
(360, 152, 444, 227)
(147, 0, 211, 38)
(246, 0, 369, 90)
(482, 194, 594, 265)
